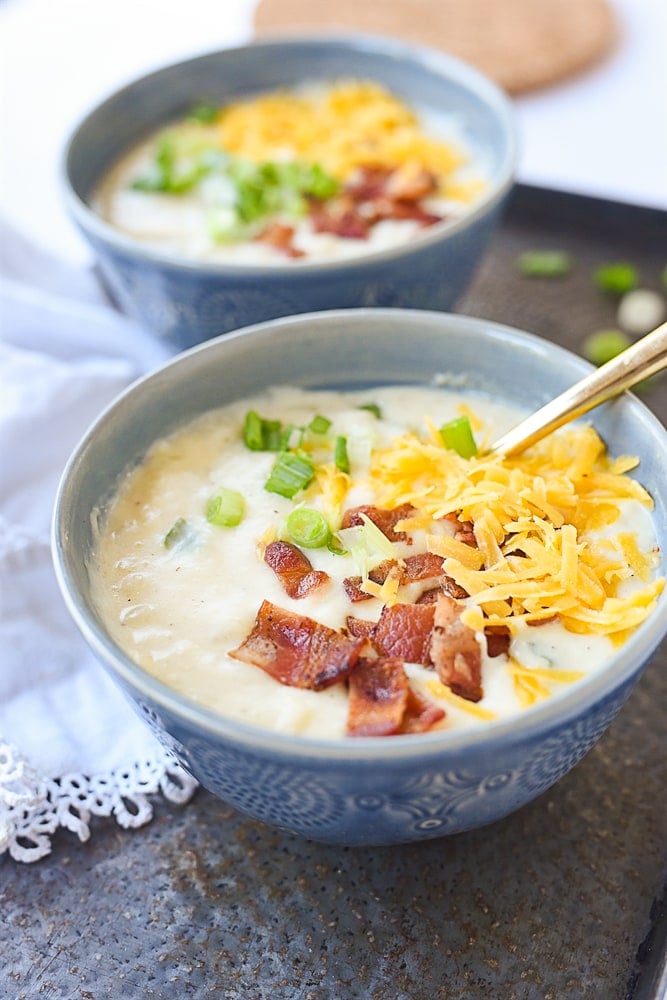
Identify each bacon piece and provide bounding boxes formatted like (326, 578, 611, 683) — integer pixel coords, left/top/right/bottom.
(346, 656, 408, 736)
(384, 163, 438, 201)
(255, 221, 305, 258)
(430, 595, 483, 702)
(230, 600, 363, 690)
(343, 551, 443, 602)
(400, 686, 446, 734)
(342, 559, 397, 602)
(345, 616, 377, 640)
(264, 541, 328, 600)
(416, 587, 440, 605)
(441, 574, 469, 600)
(402, 551, 444, 582)
(347, 603, 436, 664)
(443, 512, 477, 547)
(340, 503, 416, 542)
(344, 164, 394, 200)
(371, 602, 436, 664)
(416, 573, 469, 604)
(309, 197, 369, 239)
(366, 197, 442, 228)
(484, 625, 511, 658)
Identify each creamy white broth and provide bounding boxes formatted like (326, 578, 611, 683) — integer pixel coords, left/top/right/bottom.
(90, 385, 662, 738)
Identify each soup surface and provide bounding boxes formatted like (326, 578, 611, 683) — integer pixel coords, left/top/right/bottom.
(91, 385, 663, 738)
(93, 80, 487, 264)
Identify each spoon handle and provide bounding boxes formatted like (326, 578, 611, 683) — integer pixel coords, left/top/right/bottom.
(489, 322, 667, 457)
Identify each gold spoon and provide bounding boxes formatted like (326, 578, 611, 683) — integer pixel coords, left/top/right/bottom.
(488, 322, 667, 458)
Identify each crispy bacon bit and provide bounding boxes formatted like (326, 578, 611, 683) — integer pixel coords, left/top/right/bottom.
(309, 197, 369, 239)
(264, 541, 328, 599)
(366, 197, 442, 228)
(484, 625, 511, 658)
(343, 551, 444, 603)
(344, 165, 394, 200)
(341, 503, 417, 542)
(345, 616, 377, 640)
(230, 600, 363, 690)
(384, 163, 438, 201)
(400, 686, 446, 734)
(416, 587, 440, 605)
(441, 574, 470, 600)
(443, 512, 477, 547)
(346, 656, 409, 737)
(402, 551, 444, 582)
(430, 595, 483, 702)
(371, 603, 436, 664)
(255, 221, 305, 258)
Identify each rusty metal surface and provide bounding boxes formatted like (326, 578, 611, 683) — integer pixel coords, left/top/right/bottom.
(2, 185, 666, 1000)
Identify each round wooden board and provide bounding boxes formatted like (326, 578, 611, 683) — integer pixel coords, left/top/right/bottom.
(253, 0, 618, 94)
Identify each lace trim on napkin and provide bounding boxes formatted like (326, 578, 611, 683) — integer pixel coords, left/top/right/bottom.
(0, 740, 198, 863)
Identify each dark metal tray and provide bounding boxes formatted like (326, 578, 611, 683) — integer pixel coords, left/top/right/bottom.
(3, 185, 665, 1000)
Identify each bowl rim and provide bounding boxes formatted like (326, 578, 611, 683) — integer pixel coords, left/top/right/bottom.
(51, 307, 667, 763)
(60, 31, 518, 277)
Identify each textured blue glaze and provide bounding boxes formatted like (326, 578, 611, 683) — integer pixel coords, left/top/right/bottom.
(52, 310, 667, 845)
(62, 35, 516, 349)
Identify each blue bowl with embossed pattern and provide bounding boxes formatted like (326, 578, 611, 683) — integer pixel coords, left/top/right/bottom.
(62, 34, 516, 350)
(52, 309, 667, 845)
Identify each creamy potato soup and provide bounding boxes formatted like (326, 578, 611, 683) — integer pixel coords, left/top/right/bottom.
(93, 80, 487, 264)
(91, 385, 663, 738)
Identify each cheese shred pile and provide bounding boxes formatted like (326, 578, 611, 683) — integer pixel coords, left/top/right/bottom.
(366, 422, 663, 640)
(218, 79, 478, 198)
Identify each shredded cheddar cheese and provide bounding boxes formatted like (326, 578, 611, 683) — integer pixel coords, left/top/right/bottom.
(362, 422, 663, 639)
(217, 79, 471, 195)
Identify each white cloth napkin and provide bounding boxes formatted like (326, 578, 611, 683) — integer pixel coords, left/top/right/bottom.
(0, 221, 198, 863)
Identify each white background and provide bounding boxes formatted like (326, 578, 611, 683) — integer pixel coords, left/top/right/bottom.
(1, 0, 665, 264)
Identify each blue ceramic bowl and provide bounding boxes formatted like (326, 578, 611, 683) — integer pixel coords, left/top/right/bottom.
(62, 35, 516, 350)
(52, 309, 667, 846)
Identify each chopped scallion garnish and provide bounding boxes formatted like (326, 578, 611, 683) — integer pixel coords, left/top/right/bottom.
(309, 414, 332, 434)
(582, 329, 631, 366)
(518, 250, 572, 278)
(264, 452, 315, 499)
(188, 102, 219, 124)
(358, 403, 382, 419)
(164, 517, 189, 549)
(334, 435, 350, 473)
(206, 488, 245, 527)
(327, 534, 349, 556)
(594, 262, 638, 296)
(243, 410, 282, 451)
(439, 416, 478, 458)
(285, 507, 331, 548)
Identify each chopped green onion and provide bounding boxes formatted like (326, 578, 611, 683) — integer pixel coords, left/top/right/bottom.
(334, 435, 350, 473)
(285, 507, 331, 548)
(264, 452, 315, 499)
(308, 414, 331, 435)
(164, 517, 188, 549)
(594, 262, 638, 296)
(327, 534, 349, 556)
(188, 102, 219, 124)
(518, 250, 572, 278)
(358, 403, 382, 419)
(582, 329, 632, 366)
(243, 410, 282, 451)
(439, 416, 478, 458)
(206, 488, 245, 527)
(279, 423, 303, 451)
